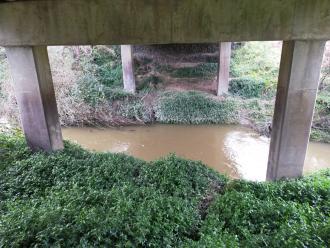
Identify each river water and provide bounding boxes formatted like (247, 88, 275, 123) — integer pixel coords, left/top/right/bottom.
(62, 124, 330, 181)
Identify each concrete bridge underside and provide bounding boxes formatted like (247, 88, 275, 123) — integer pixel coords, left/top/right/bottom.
(1, 0, 329, 181)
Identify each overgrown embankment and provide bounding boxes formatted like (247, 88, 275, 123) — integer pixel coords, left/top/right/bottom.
(1, 42, 330, 142)
(0, 133, 329, 247)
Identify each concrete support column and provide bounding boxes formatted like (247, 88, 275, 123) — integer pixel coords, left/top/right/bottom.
(121, 45, 136, 94)
(217, 42, 232, 96)
(266, 40, 326, 181)
(5, 46, 63, 152)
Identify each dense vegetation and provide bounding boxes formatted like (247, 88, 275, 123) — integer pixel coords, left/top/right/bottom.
(155, 91, 238, 124)
(0, 42, 330, 141)
(0, 133, 329, 247)
(311, 88, 330, 143)
(0, 38, 329, 247)
(230, 42, 280, 99)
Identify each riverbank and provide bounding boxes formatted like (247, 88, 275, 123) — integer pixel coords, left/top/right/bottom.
(61, 89, 330, 143)
(1, 43, 330, 142)
(0, 133, 329, 247)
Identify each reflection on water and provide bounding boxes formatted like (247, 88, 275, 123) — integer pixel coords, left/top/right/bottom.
(223, 131, 269, 181)
(62, 125, 330, 181)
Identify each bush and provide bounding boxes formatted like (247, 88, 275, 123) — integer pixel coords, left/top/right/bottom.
(312, 90, 330, 142)
(0, 134, 225, 247)
(77, 46, 124, 105)
(155, 91, 239, 124)
(193, 171, 330, 247)
(199, 192, 328, 247)
(0, 134, 329, 247)
(76, 77, 133, 106)
(231, 42, 281, 98)
(229, 77, 267, 98)
(316, 91, 330, 115)
(310, 129, 330, 143)
(89, 45, 123, 88)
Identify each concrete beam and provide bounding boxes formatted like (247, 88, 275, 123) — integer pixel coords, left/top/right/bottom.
(0, 0, 330, 46)
(5, 46, 63, 152)
(121, 45, 136, 94)
(217, 42, 231, 96)
(266, 40, 326, 181)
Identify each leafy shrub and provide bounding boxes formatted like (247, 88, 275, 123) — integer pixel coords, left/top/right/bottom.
(200, 191, 328, 247)
(89, 45, 122, 88)
(0, 132, 31, 172)
(77, 46, 124, 105)
(231, 42, 281, 98)
(76, 77, 133, 106)
(312, 90, 330, 142)
(316, 91, 330, 115)
(0, 134, 329, 247)
(155, 91, 239, 124)
(0, 134, 225, 247)
(229, 77, 267, 98)
(193, 171, 330, 247)
(310, 129, 330, 143)
(1, 187, 201, 247)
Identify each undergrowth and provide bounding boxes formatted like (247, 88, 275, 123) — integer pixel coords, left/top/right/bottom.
(230, 42, 281, 98)
(155, 91, 239, 124)
(0, 134, 225, 247)
(1, 43, 330, 142)
(0, 134, 329, 247)
(312, 90, 330, 143)
(76, 46, 124, 106)
(170, 63, 218, 79)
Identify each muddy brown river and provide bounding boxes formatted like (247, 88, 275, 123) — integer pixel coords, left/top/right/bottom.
(62, 124, 330, 181)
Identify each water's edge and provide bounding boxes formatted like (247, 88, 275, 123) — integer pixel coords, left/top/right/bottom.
(63, 124, 330, 181)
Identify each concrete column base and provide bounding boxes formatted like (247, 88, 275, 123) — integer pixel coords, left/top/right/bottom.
(121, 45, 136, 94)
(217, 42, 232, 96)
(266, 40, 326, 181)
(5, 46, 63, 152)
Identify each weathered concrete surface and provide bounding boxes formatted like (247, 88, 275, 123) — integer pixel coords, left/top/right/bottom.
(0, 0, 330, 46)
(121, 45, 136, 94)
(217, 42, 231, 96)
(266, 40, 326, 181)
(5, 46, 63, 152)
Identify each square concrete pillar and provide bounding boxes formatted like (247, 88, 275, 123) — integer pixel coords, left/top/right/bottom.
(5, 46, 63, 152)
(121, 45, 136, 94)
(217, 42, 232, 96)
(266, 40, 326, 181)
